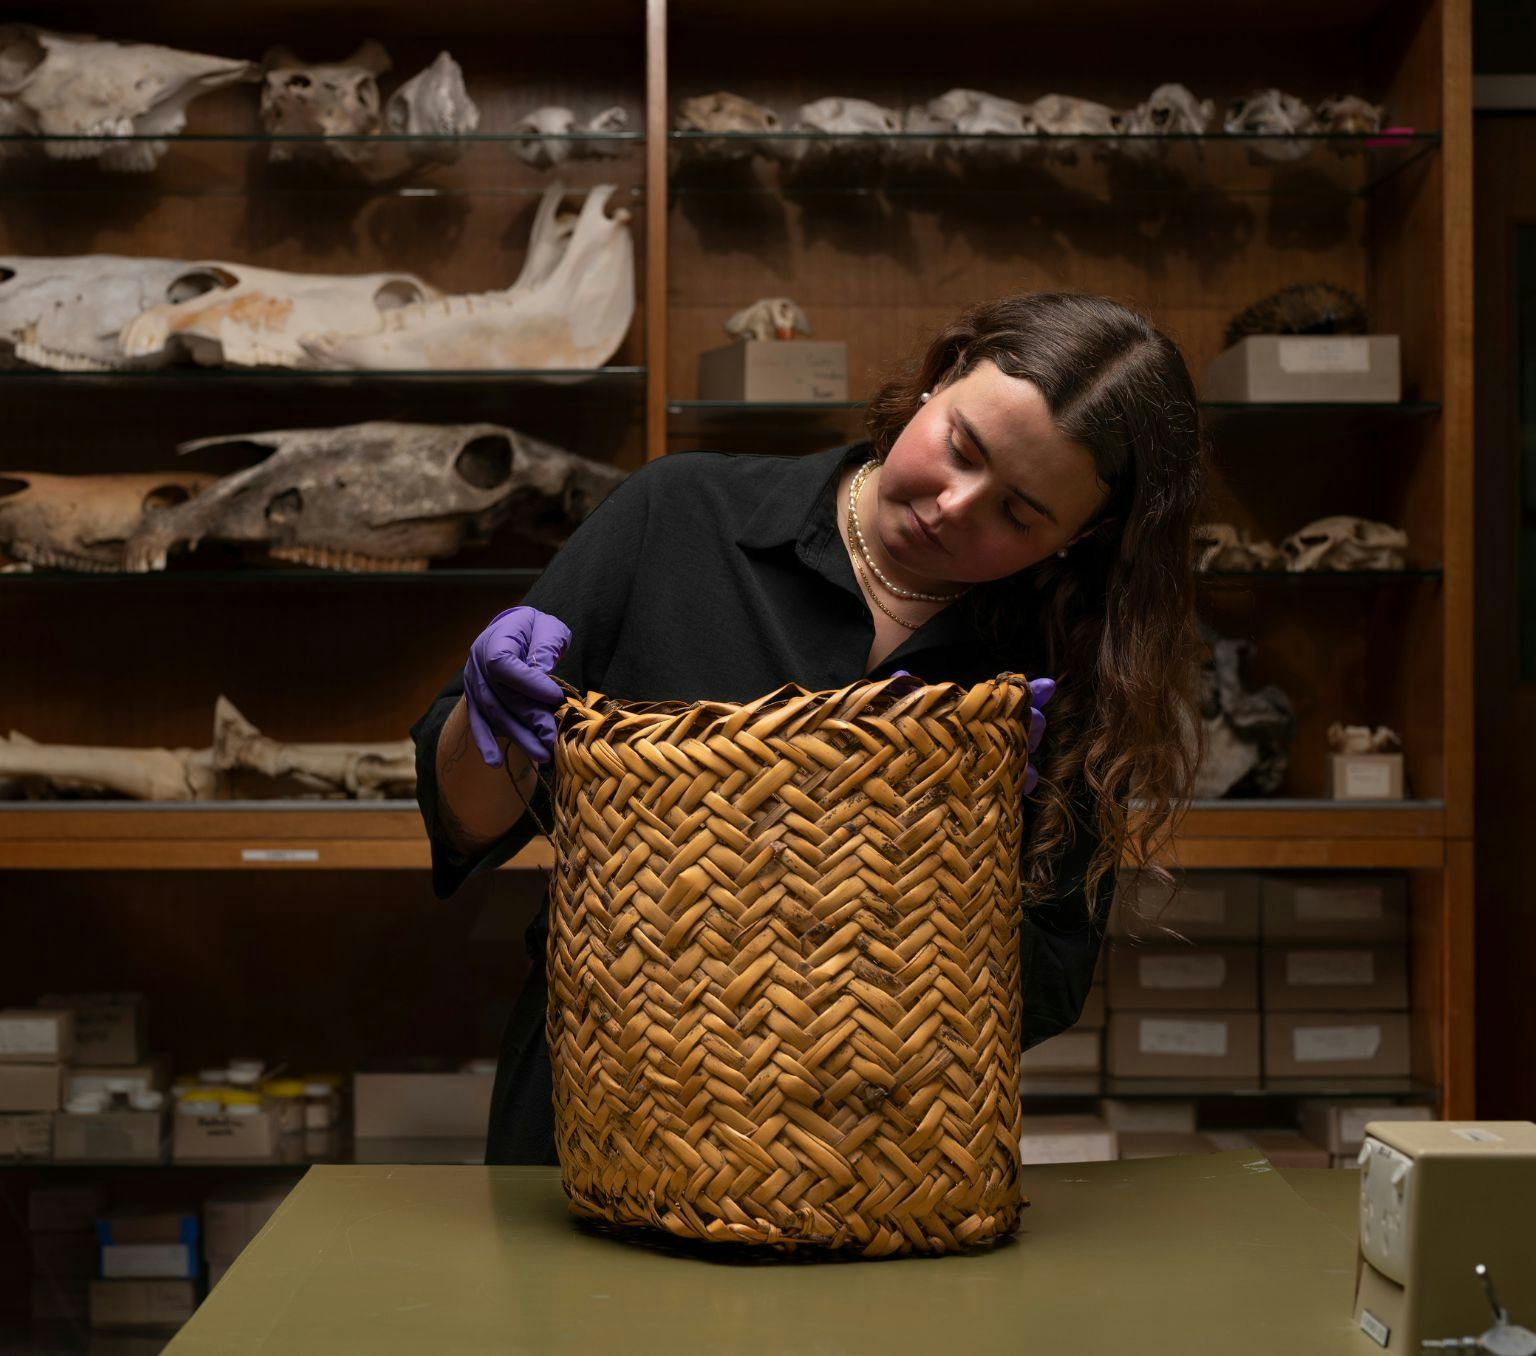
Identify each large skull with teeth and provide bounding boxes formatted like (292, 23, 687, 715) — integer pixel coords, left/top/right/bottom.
(0, 25, 255, 171)
(0, 471, 217, 572)
(1281, 515, 1408, 572)
(124, 421, 627, 573)
(0, 255, 193, 371)
(117, 261, 438, 369)
(259, 41, 392, 164)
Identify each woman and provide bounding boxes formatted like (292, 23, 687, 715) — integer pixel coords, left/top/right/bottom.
(411, 291, 1206, 1164)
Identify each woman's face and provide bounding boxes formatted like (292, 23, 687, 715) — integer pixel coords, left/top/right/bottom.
(873, 359, 1111, 587)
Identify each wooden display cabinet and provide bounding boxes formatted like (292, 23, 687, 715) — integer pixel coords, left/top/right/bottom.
(0, 0, 1472, 1262)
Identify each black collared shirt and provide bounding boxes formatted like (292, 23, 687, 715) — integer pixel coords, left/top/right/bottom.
(411, 439, 1107, 1164)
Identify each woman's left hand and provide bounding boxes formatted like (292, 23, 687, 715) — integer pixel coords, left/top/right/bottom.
(1024, 676, 1057, 796)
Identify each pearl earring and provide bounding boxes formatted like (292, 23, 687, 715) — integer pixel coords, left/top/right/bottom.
(1056, 548, 1068, 559)
(919, 391, 930, 403)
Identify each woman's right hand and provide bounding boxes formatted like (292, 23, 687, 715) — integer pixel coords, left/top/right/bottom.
(461, 606, 571, 768)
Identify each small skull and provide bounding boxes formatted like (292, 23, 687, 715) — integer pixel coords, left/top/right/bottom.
(384, 50, 479, 164)
(260, 41, 392, 165)
(1194, 522, 1282, 572)
(674, 91, 781, 163)
(1280, 515, 1408, 572)
(1314, 95, 1386, 135)
(1327, 723, 1401, 755)
(725, 297, 810, 343)
(1117, 83, 1215, 136)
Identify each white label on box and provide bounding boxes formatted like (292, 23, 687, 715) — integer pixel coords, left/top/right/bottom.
(1139, 1019, 1229, 1058)
(1139, 953, 1228, 990)
(1293, 1024, 1382, 1063)
(1342, 760, 1394, 798)
(240, 848, 320, 863)
(1286, 950, 1375, 987)
(0, 1017, 58, 1056)
(1171, 889, 1226, 924)
(1277, 336, 1372, 374)
(1293, 884, 1383, 924)
(101, 1243, 194, 1279)
(1451, 1127, 1503, 1143)
(1359, 1309, 1390, 1347)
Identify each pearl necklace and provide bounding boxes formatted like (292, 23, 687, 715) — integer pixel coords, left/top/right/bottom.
(848, 460, 971, 603)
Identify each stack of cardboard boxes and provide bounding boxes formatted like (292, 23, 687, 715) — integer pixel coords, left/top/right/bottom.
(90, 1206, 201, 1334)
(48, 994, 170, 1164)
(0, 1006, 73, 1161)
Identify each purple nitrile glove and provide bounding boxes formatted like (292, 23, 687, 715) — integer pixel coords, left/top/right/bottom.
(1024, 676, 1057, 797)
(461, 606, 571, 768)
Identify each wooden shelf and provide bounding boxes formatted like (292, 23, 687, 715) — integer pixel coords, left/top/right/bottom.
(0, 801, 1442, 872)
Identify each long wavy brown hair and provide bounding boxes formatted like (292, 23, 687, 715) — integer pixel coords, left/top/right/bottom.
(865, 292, 1206, 924)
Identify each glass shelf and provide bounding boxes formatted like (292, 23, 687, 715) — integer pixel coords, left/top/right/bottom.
(667, 131, 1440, 197)
(0, 365, 646, 385)
(0, 133, 645, 198)
(1199, 568, 1443, 584)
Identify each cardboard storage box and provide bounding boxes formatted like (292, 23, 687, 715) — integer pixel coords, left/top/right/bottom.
(204, 1181, 294, 1264)
(29, 1184, 106, 1233)
(1262, 944, 1408, 1010)
(1, 1111, 52, 1159)
(697, 339, 848, 402)
(1199, 334, 1402, 403)
(0, 1009, 74, 1062)
(1107, 1012, 1261, 1081)
(1263, 1011, 1411, 1080)
(88, 1279, 196, 1331)
(1017, 1115, 1117, 1164)
(354, 1069, 495, 1139)
(1107, 945, 1258, 1010)
(55, 1110, 165, 1163)
(1299, 1099, 1434, 1155)
(1117, 1132, 1215, 1160)
(1110, 872, 1260, 942)
(1019, 1029, 1101, 1075)
(173, 1110, 279, 1161)
(1099, 1098, 1199, 1134)
(1018, 1073, 1101, 1095)
(0, 1061, 64, 1111)
(1260, 875, 1407, 941)
(97, 1207, 198, 1248)
(1329, 753, 1406, 801)
(38, 994, 145, 1066)
(65, 1058, 171, 1103)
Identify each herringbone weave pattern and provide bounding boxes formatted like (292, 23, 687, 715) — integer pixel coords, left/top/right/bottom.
(546, 671, 1031, 1256)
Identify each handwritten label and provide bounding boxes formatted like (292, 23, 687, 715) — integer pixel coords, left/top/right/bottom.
(1294, 1024, 1382, 1063)
(1278, 336, 1372, 374)
(1286, 950, 1375, 987)
(1139, 1019, 1229, 1058)
(0, 1016, 61, 1056)
(1341, 759, 1395, 799)
(1140, 953, 1227, 990)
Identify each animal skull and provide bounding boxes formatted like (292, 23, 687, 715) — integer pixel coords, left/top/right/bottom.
(1224, 88, 1316, 162)
(1117, 83, 1215, 136)
(510, 105, 629, 168)
(0, 25, 255, 171)
(776, 95, 901, 170)
(299, 182, 633, 371)
(726, 297, 810, 343)
(1029, 93, 1118, 136)
(259, 41, 392, 164)
(1314, 94, 1386, 134)
(1327, 722, 1402, 755)
(1281, 515, 1408, 572)
(117, 261, 438, 368)
(674, 91, 781, 161)
(0, 255, 196, 371)
(0, 471, 217, 572)
(384, 50, 479, 162)
(124, 420, 624, 572)
(1194, 522, 1282, 572)
(1195, 627, 1296, 798)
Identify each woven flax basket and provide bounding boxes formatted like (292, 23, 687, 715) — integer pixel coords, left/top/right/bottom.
(545, 671, 1033, 1257)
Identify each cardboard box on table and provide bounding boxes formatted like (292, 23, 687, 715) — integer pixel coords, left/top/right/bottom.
(1262, 945, 1408, 1010)
(1107, 944, 1259, 1010)
(0, 1111, 51, 1159)
(1354, 1121, 1536, 1352)
(173, 1109, 280, 1161)
(1300, 1100, 1434, 1156)
(0, 1061, 64, 1111)
(1110, 872, 1260, 942)
(1264, 1012, 1411, 1081)
(55, 1109, 167, 1163)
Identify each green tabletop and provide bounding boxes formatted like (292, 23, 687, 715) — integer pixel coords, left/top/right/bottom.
(166, 1152, 1371, 1355)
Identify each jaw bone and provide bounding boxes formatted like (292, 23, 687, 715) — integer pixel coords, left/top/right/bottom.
(298, 181, 633, 370)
